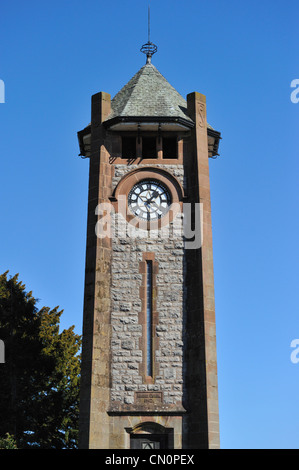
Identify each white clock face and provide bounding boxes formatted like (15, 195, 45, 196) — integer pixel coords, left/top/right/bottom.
(128, 179, 172, 220)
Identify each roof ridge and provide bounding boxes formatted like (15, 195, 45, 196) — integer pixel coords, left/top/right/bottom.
(110, 64, 149, 117)
(118, 65, 151, 117)
(146, 63, 186, 100)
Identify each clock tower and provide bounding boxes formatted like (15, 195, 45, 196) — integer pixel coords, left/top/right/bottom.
(77, 39, 221, 449)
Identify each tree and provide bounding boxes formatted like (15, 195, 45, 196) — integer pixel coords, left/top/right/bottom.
(0, 433, 17, 449)
(0, 271, 81, 448)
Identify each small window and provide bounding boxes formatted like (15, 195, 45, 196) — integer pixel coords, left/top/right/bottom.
(142, 137, 157, 158)
(162, 137, 177, 159)
(122, 136, 136, 158)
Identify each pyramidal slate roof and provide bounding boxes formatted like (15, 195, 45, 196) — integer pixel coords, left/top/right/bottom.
(105, 62, 194, 125)
(77, 61, 221, 157)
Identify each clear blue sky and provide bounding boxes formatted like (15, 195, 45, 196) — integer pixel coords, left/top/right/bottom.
(0, 0, 298, 449)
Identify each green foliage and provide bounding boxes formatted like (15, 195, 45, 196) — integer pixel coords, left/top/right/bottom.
(0, 433, 17, 449)
(0, 271, 82, 448)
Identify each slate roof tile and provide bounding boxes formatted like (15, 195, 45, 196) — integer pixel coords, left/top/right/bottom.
(105, 63, 194, 124)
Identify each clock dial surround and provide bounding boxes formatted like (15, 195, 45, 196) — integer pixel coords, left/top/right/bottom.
(128, 179, 172, 221)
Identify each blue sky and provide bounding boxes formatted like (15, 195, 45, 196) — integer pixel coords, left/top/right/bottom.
(0, 0, 298, 449)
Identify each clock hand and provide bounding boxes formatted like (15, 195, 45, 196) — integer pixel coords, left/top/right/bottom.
(150, 201, 160, 211)
(151, 200, 167, 215)
(147, 190, 159, 204)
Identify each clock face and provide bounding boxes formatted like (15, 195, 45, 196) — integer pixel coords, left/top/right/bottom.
(128, 179, 172, 220)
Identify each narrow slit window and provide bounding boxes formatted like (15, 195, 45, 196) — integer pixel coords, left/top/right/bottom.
(146, 260, 153, 377)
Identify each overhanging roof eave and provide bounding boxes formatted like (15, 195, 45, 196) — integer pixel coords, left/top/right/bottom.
(77, 121, 222, 158)
(103, 115, 195, 130)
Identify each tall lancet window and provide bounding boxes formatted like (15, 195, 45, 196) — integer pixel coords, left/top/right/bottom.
(139, 252, 158, 383)
(146, 260, 153, 377)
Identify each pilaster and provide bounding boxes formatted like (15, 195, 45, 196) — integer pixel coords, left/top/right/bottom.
(184, 92, 219, 449)
(79, 92, 113, 449)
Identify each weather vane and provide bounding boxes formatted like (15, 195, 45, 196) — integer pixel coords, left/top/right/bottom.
(140, 4, 157, 63)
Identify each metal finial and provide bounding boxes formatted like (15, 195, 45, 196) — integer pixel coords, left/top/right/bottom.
(140, 4, 157, 63)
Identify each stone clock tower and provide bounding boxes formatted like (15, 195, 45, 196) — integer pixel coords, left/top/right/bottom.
(77, 40, 221, 449)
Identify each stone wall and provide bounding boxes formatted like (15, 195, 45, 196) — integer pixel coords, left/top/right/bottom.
(109, 164, 185, 411)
